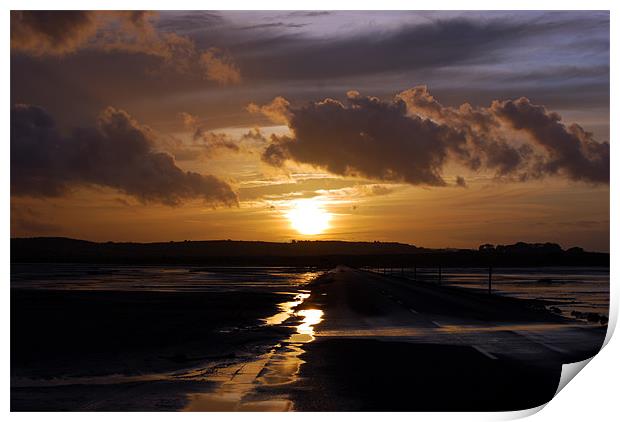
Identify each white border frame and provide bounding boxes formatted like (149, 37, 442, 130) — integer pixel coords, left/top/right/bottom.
(2, 2, 616, 421)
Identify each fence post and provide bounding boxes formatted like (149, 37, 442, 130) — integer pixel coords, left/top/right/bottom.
(414, 265, 417, 282)
(488, 266, 492, 294)
(438, 264, 442, 285)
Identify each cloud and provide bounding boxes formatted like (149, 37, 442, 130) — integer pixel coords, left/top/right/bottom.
(238, 177, 360, 201)
(164, 115, 268, 162)
(11, 11, 161, 56)
(240, 128, 268, 143)
(11, 104, 237, 206)
(286, 11, 331, 17)
(259, 87, 609, 185)
(491, 97, 609, 183)
(239, 22, 308, 30)
(11, 10, 102, 55)
(195, 131, 240, 153)
(178, 112, 240, 155)
(155, 11, 224, 32)
(399, 86, 609, 183)
(200, 48, 241, 84)
(260, 91, 467, 185)
(11, 11, 241, 85)
(232, 14, 607, 82)
(318, 184, 398, 199)
(247, 96, 291, 125)
(179, 111, 200, 127)
(366, 184, 395, 196)
(398, 85, 533, 177)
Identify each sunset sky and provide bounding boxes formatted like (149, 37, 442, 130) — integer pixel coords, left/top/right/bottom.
(10, 11, 610, 251)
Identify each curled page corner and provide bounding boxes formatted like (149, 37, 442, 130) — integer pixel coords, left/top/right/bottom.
(498, 403, 548, 420)
(555, 357, 594, 396)
(498, 354, 598, 421)
(549, 269, 617, 404)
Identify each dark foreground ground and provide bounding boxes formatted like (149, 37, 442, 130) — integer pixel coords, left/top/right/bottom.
(12, 289, 290, 379)
(11, 288, 296, 411)
(289, 339, 559, 411)
(11, 266, 608, 411)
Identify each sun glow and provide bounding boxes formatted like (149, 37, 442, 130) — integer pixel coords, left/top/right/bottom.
(286, 199, 332, 235)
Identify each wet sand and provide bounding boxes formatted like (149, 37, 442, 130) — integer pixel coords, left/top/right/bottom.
(11, 289, 295, 378)
(11, 288, 300, 410)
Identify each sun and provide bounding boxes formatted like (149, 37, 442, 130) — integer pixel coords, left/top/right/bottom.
(286, 199, 332, 235)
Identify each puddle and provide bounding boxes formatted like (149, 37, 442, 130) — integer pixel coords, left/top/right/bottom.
(262, 293, 309, 326)
(184, 294, 323, 411)
(289, 309, 323, 343)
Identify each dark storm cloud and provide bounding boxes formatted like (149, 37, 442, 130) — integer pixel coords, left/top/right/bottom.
(499, 65, 610, 85)
(262, 91, 468, 186)
(154, 11, 225, 33)
(286, 11, 331, 18)
(399, 86, 609, 183)
(11, 104, 238, 206)
(10, 12, 608, 135)
(258, 87, 609, 185)
(398, 86, 532, 177)
(232, 15, 607, 82)
(238, 22, 308, 30)
(491, 98, 609, 183)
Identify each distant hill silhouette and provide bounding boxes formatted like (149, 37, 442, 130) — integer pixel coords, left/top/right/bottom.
(11, 237, 609, 267)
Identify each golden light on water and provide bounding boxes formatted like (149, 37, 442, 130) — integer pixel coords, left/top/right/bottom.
(286, 199, 332, 235)
(289, 309, 324, 343)
(262, 293, 309, 326)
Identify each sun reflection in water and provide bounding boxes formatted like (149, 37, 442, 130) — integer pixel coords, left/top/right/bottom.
(184, 295, 324, 411)
(289, 309, 324, 343)
(262, 293, 310, 326)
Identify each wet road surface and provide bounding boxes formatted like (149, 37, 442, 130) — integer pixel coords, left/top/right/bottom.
(287, 266, 606, 411)
(311, 266, 604, 364)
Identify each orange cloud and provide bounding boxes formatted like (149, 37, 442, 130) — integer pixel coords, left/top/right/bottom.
(246, 96, 291, 124)
(11, 11, 241, 85)
(200, 48, 241, 85)
(11, 11, 159, 56)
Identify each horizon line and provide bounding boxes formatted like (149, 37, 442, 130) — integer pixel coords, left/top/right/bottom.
(10, 236, 610, 254)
